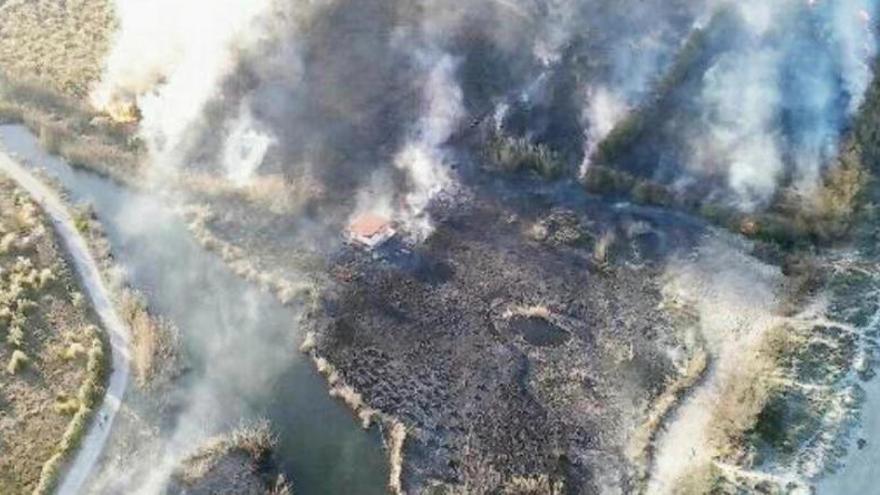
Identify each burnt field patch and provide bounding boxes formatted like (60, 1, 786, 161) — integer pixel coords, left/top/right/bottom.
(307, 190, 703, 493)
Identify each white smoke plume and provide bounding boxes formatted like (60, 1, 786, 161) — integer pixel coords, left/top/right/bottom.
(222, 100, 276, 186)
(688, 0, 879, 209)
(91, 0, 880, 229)
(649, 234, 787, 494)
(392, 53, 463, 241)
(573, 1, 708, 176)
(92, 0, 281, 177)
(691, 47, 785, 210)
(580, 86, 629, 177)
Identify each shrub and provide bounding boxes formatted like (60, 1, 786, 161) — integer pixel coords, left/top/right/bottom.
(78, 338, 106, 407)
(501, 475, 564, 495)
(484, 132, 565, 179)
(7, 325, 24, 348)
(7, 349, 28, 374)
(38, 268, 56, 288)
(175, 420, 278, 486)
(0, 101, 23, 124)
(120, 289, 181, 388)
(583, 165, 636, 196)
(632, 180, 675, 207)
(33, 452, 64, 495)
(34, 335, 107, 495)
(62, 342, 87, 361)
(38, 123, 65, 155)
(53, 396, 80, 416)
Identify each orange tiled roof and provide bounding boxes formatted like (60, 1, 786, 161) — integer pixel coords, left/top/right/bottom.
(349, 213, 392, 238)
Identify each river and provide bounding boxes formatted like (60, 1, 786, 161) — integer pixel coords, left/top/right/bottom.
(0, 125, 388, 494)
(7, 119, 880, 494)
(820, 378, 880, 494)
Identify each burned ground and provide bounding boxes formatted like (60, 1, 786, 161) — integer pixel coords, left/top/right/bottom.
(306, 182, 704, 493)
(166, 421, 291, 495)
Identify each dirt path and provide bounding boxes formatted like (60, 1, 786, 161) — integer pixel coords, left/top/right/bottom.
(0, 149, 131, 495)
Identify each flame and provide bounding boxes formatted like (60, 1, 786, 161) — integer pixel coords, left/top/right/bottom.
(103, 98, 141, 124)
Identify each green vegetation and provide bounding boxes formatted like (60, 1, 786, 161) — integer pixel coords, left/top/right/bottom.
(0, 74, 143, 181)
(673, 316, 857, 494)
(584, 165, 677, 210)
(591, 13, 718, 169)
(484, 131, 565, 179)
(34, 324, 107, 495)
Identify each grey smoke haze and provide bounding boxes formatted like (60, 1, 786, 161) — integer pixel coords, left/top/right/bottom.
(687, 0, 879, 210)
(590, 0, 879, 211)
(77, 0, 880, 490)
(93, 0, 707, 236)
(93, 0, 880, 223)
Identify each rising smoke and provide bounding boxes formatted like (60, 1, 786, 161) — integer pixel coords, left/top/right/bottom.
(82, 0, 880, 491)
(687, 0, 879, 210)
(91, 0, 879, 220)
(91, 0, 707, 239)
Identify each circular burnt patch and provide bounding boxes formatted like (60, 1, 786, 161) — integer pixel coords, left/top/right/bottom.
(509, 316, 570, 347)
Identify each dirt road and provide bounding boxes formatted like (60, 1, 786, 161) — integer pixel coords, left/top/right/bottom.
(0, 148, 131, 495)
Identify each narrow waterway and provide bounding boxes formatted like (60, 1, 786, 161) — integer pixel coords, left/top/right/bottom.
(0, 125, 388, 494)
(819, 279, 880, 495)
(820, 377, 880, 494)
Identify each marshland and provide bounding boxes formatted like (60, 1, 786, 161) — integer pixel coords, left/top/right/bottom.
(2, 1, 880, 494)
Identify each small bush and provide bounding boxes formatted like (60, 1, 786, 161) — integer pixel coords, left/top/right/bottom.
(500, 475, 564, 495)
(632, 180, 675, 207)
(7, 325, 25, 348)
(583, 165, 636, 196)
(38, 268, 55, 288)
(7, 349, 29, 374)
(484, 132, 565, 179)
(34, 335, 108, 495)
(53, 395, 80, 416)
(62, 342, 87, 361)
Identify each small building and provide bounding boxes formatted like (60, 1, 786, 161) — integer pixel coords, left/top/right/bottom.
(347, 213, 396, 249)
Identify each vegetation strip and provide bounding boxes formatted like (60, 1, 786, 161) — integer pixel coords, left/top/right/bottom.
(0, 149, 131, 495)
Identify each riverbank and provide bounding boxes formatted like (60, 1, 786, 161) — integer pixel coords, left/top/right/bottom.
(0, 124, 390, 494)
(0, 148, 129, 495)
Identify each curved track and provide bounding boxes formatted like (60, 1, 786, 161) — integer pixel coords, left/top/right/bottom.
(0, 148, 131, 495)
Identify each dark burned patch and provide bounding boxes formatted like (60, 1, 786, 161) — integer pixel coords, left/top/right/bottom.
(294, 149, 718, 493)
(508, 315, 571, 347)
(630, 231, 664, 261)
(392, 252, 456, 285)
(330, 318, 358, 347)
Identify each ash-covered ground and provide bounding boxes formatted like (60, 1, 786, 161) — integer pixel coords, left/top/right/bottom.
(180, 160, 716, 493)
(304, 179, 708, 492)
